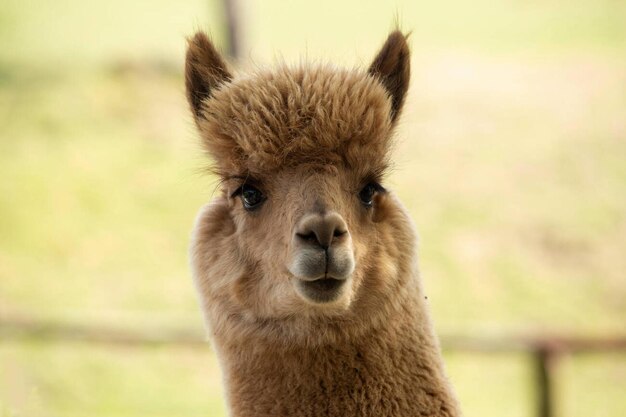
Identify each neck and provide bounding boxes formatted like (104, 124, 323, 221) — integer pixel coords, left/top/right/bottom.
(215, 292, 461, 417)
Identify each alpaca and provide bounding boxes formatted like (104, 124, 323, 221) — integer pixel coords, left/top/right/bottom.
(186, 30, 462, 417)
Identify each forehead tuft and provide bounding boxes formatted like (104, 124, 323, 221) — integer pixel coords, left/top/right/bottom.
(197, 65, 394, 175)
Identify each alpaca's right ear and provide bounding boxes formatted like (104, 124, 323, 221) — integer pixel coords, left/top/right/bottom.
(368, 31, 411, 122)
(185, 31, 233, 120)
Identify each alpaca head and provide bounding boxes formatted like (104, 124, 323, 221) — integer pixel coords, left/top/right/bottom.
(188, 32, 414, 337)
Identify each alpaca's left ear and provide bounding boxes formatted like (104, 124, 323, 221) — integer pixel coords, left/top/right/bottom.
(185, 31, 233, 121)
(368, 31, 410, 122)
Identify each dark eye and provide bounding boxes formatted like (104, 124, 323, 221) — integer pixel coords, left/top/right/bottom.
(240, 184, 265, 210)
(359, 182, 382, 207)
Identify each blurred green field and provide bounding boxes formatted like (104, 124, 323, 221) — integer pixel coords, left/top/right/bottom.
(1, 1, 625, 416)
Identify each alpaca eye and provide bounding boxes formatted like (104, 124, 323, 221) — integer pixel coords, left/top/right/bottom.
(359, 182, 381, 207)
(240, 184, 265, 210)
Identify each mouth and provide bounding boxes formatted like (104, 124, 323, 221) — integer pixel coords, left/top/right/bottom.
(294, 277, 348, 304)
(306, 277, 345, 292)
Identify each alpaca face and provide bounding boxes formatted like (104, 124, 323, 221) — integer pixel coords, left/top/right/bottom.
(220, 163, 385, 311)
(187, 32, 412, 329)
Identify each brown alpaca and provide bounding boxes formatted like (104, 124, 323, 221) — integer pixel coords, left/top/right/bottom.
(186, 31, 462, 417)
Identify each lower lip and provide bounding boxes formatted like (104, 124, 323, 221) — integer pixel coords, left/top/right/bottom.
(305, 277, 345, 292)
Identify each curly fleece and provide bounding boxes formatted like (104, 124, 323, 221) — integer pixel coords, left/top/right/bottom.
(196, 64, 393, 175)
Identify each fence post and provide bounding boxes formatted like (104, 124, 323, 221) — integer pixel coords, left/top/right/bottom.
(222, 0, 241, 60)
(534, 346, 555, 417)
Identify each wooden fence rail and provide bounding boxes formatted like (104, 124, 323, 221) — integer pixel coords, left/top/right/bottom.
(1, 316, 625, 417)
(441, 334, 626, 417)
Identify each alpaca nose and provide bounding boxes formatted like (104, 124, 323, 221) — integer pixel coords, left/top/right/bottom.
(295, 212, 348, 250)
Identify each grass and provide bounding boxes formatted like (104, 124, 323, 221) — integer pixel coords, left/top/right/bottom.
(1, 340, 226, 417)
(1, 0, 625, 416)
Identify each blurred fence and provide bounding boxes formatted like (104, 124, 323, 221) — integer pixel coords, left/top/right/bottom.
(1, 315, 625, 417)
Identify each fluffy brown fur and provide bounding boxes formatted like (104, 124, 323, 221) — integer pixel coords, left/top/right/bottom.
(187, 30, 462, 417)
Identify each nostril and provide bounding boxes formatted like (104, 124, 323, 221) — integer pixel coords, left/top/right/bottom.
(296, 231, 318, 245)
(333, 229, 347, 238)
